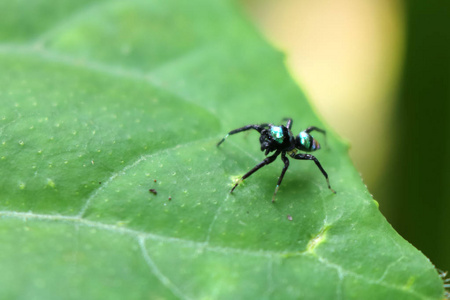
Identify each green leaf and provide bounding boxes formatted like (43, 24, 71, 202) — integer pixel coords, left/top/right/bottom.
(0, 0, 445, 299)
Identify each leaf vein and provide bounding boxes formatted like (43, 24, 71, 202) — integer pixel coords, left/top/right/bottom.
(0, 210, 436, 299)
(78, 137, 214, 217)
(138, 236, 189, 300)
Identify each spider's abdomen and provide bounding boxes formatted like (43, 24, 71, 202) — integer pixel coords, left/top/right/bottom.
(296, 131, 320, 152)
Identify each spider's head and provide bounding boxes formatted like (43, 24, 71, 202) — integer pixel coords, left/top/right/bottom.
(260, 125, 291, 155)
(295, 131, 320, 152)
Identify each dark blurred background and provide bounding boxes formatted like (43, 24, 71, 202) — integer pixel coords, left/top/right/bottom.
(241, 0, 450, 273)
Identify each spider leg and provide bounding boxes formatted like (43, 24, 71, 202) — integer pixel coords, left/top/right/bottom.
(217, 124, 269, 146)
(304, 126, 327, 147)
(272, 152, 290, 202)
(283, 118, 293, 130)
(304, 126, 325, 135)
(293, 153, 336, 194)
(231, 150, 280, 193)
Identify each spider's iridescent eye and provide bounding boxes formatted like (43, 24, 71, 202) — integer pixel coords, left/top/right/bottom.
(270, 126, 284, 143)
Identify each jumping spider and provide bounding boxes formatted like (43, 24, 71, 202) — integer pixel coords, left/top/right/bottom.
(217, 118, 336, 202)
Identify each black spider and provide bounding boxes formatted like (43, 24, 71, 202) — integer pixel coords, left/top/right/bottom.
(217, 118, 336, 202)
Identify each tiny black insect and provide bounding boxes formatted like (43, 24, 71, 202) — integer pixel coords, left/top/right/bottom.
(217, 118, 336, 202)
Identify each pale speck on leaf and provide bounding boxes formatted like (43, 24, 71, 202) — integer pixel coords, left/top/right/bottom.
(46, 179, 56, 188)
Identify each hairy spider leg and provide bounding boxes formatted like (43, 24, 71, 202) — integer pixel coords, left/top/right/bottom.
(217, 124, 269, 147)
(272, 152, 290, 202)
(283, 118, 293, 130)
(230, 150, 281, 193)
(293, 153, 336, 194)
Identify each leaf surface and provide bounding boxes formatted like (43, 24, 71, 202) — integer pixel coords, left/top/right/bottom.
(0, 0, 444, 299)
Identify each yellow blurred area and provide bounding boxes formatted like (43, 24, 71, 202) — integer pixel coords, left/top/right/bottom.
(241, 0, 405, 197)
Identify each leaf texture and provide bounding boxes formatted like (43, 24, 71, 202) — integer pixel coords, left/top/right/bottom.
(0, 0, 445, 299)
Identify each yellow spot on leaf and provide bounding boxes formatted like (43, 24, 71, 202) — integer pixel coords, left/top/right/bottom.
(307, 224, 330, 253)
(229, 175, 243, 188)
(404, 276, 415, 289)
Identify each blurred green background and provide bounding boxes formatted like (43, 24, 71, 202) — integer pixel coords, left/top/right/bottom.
(242, 0, 450, 273)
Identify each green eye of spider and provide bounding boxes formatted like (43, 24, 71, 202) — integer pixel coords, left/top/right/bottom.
(299, 131, 311, 149)
(270, 126, 284, 143)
